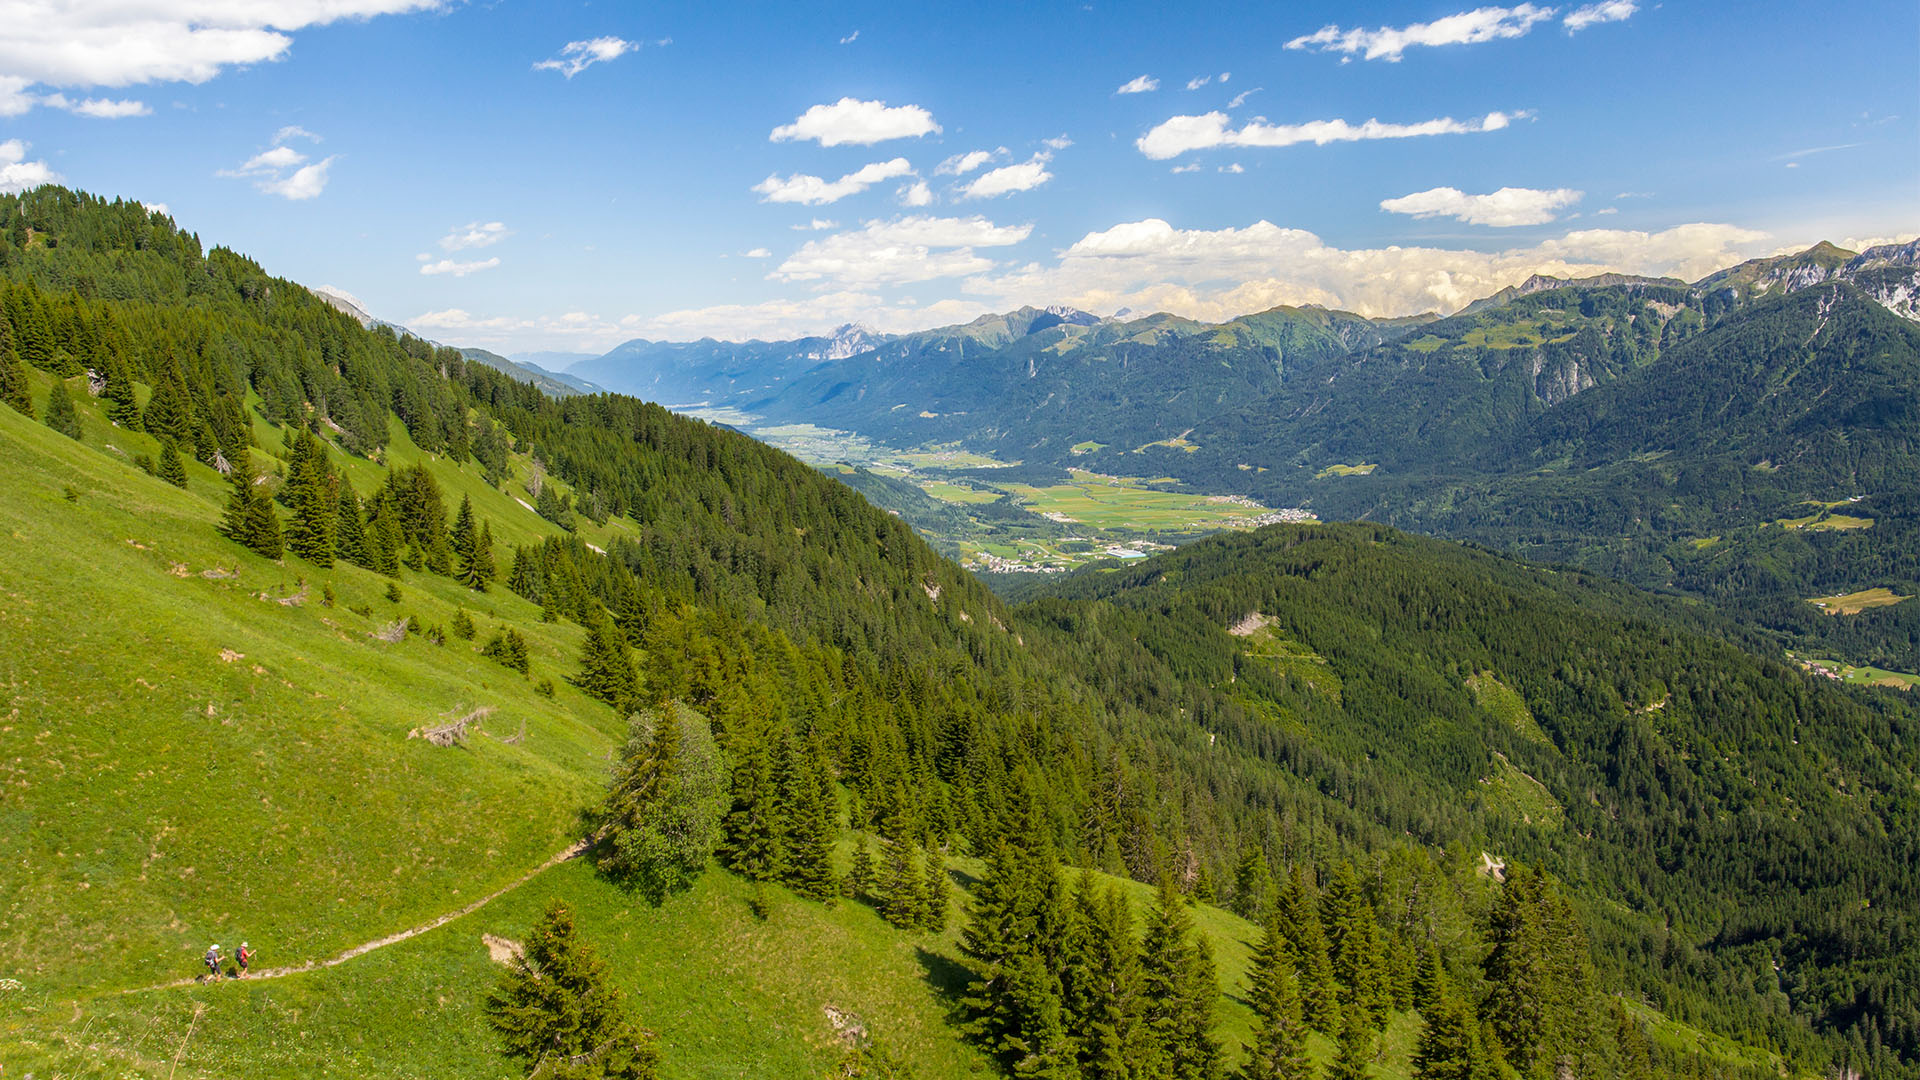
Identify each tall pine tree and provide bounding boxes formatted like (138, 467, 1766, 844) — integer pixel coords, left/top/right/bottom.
(1278, 867, 1339, 1032)
(43, 378, 80, 439)
(1241, 908, 1312, 1080)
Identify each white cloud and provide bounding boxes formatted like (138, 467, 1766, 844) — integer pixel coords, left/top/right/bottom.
(769, 97, 940, 146)
(35, 92, 151, 117)
(273, 125, 320, 144)
(1186, 75, 1212, 90)
(792, 218, 839, 231)
(839, 29, 859, 44)
(408, 307, 631, 350)
(936, 148, 1004, 176)
(219, 131, 336, 199)
(1042, 134, 1074, 150)
(1227, 88, 1261, 109)
(1564, 0, 1637, 32)
(1380, 185, 1583, 226)
(260, 158, 334, 200)
(1593, 206, 1618, 215)
(141, 200, 169, 215)
(1286, 4, 1557, 62)
(1170, 163, 1202, 174)
(772, 215, 1031, 287)
(0, 139, 57, 193)
(237, 145, 306, 172)
(898, 180, 934, 207)
(440, 221, 510, 250)
(1138, 110, 1520, 159)
(959, 154, 1053, 199)
(963, 218, 1772, 321)
(418, 255, 501, 277)
(1219, 72, 1231, 82)
(741, 247, 772, 258)
(753, 157, 914, 205)
(1219, 163, 1244, 174)
(1116, 74, 1159, 94)
(533, 37, 636, 78)
(0, 1, 437, 107)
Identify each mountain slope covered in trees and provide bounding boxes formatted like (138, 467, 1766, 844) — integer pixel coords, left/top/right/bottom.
(0, 188, 1914, 1080)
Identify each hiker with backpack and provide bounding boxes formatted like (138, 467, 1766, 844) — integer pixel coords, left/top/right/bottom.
(203, 944, 222, 980)
(236, 941, 253, 977)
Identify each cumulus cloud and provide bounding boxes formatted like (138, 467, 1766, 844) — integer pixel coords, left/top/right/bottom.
(1286, 4, 1557, 62)
(1138, 110, 1519, 159)
(418, 255, 501, 277)
(1219, 163, 1244, 174)
(260, 159, 333, 200)
(440, 221, 510, 250)
(963, 217, 1772, 321)
(959, 154, 1053, 199)
(1380, 185, 1583, 226)
(219, 129, 335, 199)
(1116, 74, 1159, 94)
(769, 97, 939, 146)
(753, 158, 914, 205)
(0, 0, 436, 112)
(1564, 0, 1637, 32)
(937, 148, 1005, 176)
(898, 180, 934, 207)
(771, 215, 1031, 287)
(1042, 134, 1074, 150)
(0, 139, 57, 193)
(741, 247, 772, 258)
(792, 218, 838, 231)
(533, 37, 636, 78)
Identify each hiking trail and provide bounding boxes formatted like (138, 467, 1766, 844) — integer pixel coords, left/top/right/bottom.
(116, 840, 588, 997)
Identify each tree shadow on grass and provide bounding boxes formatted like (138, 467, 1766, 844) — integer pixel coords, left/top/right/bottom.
(913, 945, 974, 1024)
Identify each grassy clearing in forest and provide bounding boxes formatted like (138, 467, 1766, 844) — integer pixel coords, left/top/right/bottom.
(1805, 587, 1910, 615)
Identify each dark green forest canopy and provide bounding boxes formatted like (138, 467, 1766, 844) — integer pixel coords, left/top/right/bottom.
(4, 187, 1917, 1078)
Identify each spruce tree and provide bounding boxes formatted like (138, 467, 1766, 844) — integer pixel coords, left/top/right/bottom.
(157, 440, 188, 488)
(141, 373, 192, 447)
(1241, 909, 1312, 1080)
(1232, 843, 1271, 920)
(779, 738, 839, 901)
(921, 842, 951, 932)
(282, 429, 336, 567)
(43, 378, 80, 439)
(1328, 1002, 1375, 1080)
(1140, 877, 1224, 1080)
(335, 485, 370, 569)
(877, 793, 927, 930)
(1412, 979, 1484, 1080)
(451, 608, 476, 641)
(365, 488, 403, 576)
(719, 723, 785, 882)
(0, 338, 30, 416)
(1278, 867, 1340, 1032)
(470, 521, 497, 588)
(1324, 861, 1388, 1031)
(959, 819, 1070, 1073)
(1060, 876, 1145, 1080)
(847, 834, 877, 900)
(240, 478, 284, 559)
(484, 900, 660, 1079)
(451, 494, 476, 565)
(575, 609, 639, 714)
(102, 351, 141, 429)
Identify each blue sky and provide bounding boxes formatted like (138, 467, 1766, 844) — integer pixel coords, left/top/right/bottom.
(2, 1, 1915, 354)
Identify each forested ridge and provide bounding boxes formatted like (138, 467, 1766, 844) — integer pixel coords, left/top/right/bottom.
(2, 187, 1915, 1079)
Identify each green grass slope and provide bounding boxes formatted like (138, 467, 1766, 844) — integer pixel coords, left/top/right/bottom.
(0, 373, 622, 997)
